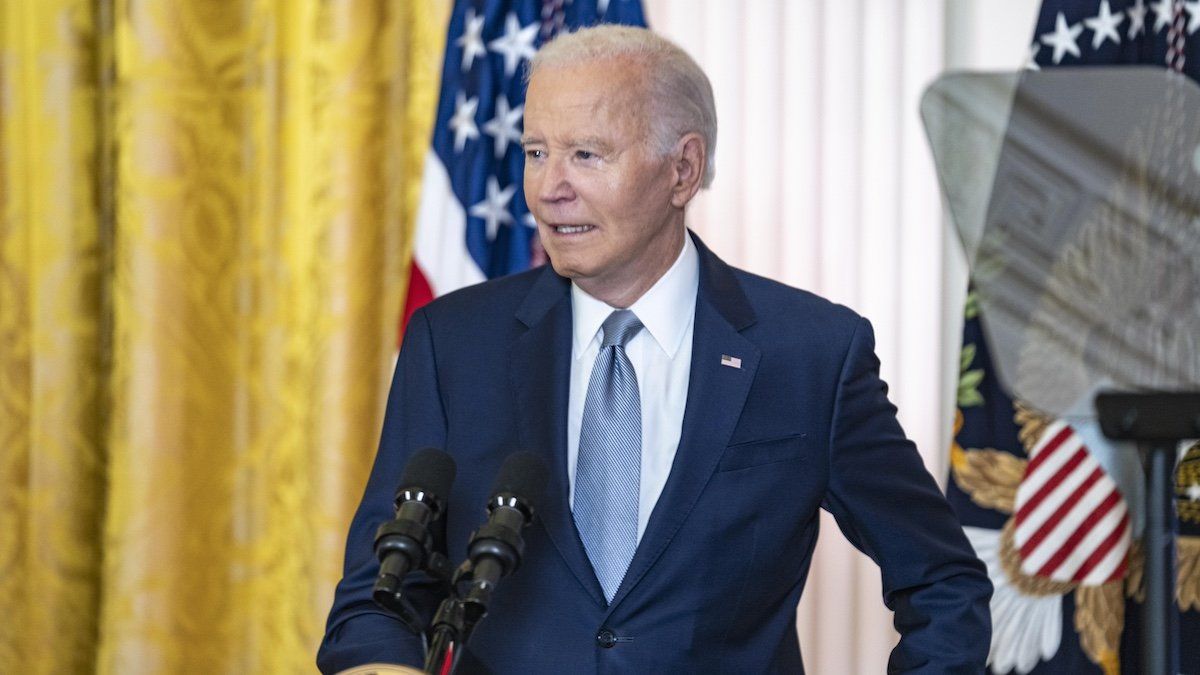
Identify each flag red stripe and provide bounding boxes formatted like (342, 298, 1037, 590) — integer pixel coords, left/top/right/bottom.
(1072, 512, 1130, 582)
(1014, 445, 1090, 524)
(1018, 465, 1103, 555)
(400, 262, 435, 345)
(1035, 489, 1122, 578)
(1024, 424, 1074, 474)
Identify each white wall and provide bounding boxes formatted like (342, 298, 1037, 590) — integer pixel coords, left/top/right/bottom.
(641, 1, 1041, 672)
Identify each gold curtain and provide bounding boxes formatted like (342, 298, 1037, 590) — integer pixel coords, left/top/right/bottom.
(0, 1, 450, 672)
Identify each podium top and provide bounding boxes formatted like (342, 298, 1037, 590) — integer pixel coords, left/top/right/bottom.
(336, 664, 423, 675)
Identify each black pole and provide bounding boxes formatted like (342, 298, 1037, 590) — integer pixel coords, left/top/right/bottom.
(1142, 441, 1177, 675)
(1095, 392, 1199, 675)
(424, 598, 466, 675)
(424, 626, 457, 675)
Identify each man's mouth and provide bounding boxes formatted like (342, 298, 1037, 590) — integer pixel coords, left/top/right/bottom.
(552, 224, 596, 234)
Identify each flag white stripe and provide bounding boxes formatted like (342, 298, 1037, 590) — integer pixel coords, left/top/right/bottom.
(1047, 500, 1128, 582)
(413, 150, 487, 296)
(1078, 523, 1131, 585)
(1027, 421, 1069, 460)
(1019, 476, 1116, 574)
(1013, 452, 1099, 545)
(1014, 428, 1084, 498)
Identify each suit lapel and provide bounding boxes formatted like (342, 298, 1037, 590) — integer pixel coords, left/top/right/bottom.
(510, 267, 607, 606)
(607, 234, 761, 611)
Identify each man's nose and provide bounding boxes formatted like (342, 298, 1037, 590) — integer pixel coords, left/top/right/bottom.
(537, 157, 575, 204)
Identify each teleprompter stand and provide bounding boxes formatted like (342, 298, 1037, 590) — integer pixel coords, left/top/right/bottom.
(1096, 392, 1200, 675)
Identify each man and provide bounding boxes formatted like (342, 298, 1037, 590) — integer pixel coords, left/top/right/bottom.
(319, 25, 991, 674)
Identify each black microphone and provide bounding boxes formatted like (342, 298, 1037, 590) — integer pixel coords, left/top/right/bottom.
(463, 451, 548, 612)
(373, 447, 457, 631)
(423, 452, 548, 674)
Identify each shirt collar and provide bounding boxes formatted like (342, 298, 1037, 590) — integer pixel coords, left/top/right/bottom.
(571, 232, 699, 359)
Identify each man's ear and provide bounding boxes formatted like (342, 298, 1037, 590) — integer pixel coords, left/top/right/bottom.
(670, 132, 706, 209)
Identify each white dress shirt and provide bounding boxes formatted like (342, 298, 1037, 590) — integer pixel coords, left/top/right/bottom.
(567, 234, 699, 541)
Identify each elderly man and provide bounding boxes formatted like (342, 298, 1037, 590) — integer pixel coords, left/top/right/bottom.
(319, 25, 991, 674)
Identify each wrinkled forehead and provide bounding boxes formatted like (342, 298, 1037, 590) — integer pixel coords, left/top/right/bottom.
(524, 56, 652, 136)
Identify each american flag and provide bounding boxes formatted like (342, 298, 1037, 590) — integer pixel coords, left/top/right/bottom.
(949, 1, 1200, 673)
(402, 0, 648, 329)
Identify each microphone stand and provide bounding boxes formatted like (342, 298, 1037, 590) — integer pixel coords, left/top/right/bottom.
(425, 597, 464, 675)
(424, 562, 488, 675)
(423, 455, 545, 674)
(424, 500, 526, 675)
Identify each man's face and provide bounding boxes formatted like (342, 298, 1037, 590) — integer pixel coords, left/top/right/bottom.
(522, 58, 683, 302)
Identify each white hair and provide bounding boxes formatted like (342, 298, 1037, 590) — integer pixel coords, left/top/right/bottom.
(528, 25, 718, 189)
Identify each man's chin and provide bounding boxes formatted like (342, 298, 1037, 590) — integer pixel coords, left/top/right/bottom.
(546, 258, 584, 280)
(541, 250, 591, 277)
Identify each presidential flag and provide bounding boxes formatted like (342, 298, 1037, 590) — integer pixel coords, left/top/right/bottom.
(402, 0, 647, 330)
(947, 1, 1200, 673)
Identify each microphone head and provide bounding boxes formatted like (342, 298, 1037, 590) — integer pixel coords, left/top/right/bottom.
(490, 451, 549, 514)
(397, 447, 457, 502)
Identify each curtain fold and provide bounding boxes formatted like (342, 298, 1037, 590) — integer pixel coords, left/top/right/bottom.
(0, 2, 107, 672)
(1, 1, 449, 672)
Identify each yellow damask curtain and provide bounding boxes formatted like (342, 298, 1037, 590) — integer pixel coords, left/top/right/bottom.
(0, 1, 450, 672)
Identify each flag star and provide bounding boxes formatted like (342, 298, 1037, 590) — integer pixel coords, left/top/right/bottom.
(523, 212, 537, 228)
(1041, 12, 1084, 64)
(470, 177, 516, 240)
(457, 8, 486, 71)
(1085, 1, 1124, 48)
(1151, 0, 1174, 32)
(482, 96, 524, 159)
(1188, 483, 1200, 501)
(1128, 0, 1148, 38)
(1025, 42, 1042, 71)
(448, 92, 480, 152)
(598, 0, 611, 15)
(1187, 1, 1200, 34)
(488, 13, 538, 76)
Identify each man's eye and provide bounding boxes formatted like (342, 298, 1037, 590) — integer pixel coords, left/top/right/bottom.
(525, 148, 544, 159)
(575, 150, 595, 160)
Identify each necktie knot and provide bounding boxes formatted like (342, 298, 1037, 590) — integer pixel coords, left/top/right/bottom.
(600, 310, 643, 349)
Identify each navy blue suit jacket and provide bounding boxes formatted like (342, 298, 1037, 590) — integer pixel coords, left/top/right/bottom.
(319, 233, 991, 673)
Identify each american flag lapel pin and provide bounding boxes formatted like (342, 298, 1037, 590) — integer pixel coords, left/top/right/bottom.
(720, 354, 742, 369)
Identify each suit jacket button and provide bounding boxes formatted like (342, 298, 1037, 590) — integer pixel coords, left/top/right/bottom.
(596, 628, 617, 648)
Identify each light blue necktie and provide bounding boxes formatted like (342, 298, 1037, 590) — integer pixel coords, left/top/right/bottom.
(574, 309, 644, 603)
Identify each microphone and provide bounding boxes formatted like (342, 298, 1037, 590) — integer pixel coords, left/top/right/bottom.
(463, 451, 548, 612)
(373, 447, 457, 631)
(423, 452, 548, 674)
